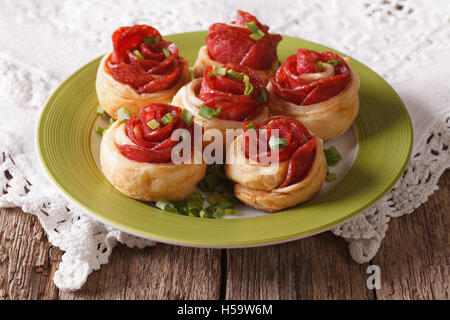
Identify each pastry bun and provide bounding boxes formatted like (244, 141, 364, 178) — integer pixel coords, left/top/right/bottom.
(96, 52, 191, 119)
(100, 121, 206, 202)
(225, 135, 327, 212)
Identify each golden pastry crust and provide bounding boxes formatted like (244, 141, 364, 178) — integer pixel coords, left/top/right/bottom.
(193, 45, 280, 85)
(171, 78, 269, 147)
(100, 121, 206, 202)
(95, 52, 191, 119)
(267, 69, 360, 141)
(225, 135, 327, 212)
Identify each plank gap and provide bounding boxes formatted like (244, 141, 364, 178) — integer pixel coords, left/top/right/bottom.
(219, 249, 227, 300)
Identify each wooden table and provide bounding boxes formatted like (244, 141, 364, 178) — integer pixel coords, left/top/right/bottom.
(0, 171, 448, 300)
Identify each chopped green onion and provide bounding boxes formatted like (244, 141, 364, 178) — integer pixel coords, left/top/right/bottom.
(109, 118, 115, 125)
(156, 199, 178, 213)
(199, 210, 211, 218)
(210, 65, 227, 77)
(96, 106, 106, 117)
(186, 193, 204, 216)
(218, 198, 234, 210)
(95, 126, 104, 136)
(258, 89, 268, 103)
(133, 50, 144, 60)
(315, 60, 324, 71)
(224, 208, 237, 216)
(324, 146, 342, 166)
(198, 104, 219, 120)
(269, 136, 288, 150)
(226, 69, 244, 79)
(243, 75, 254, 95)
(212, 208, 224, 219)
(144, 37, 159, 45)
(117, 107, 131, 123)
(180, 108, 194, 126)
(147, 119, 160, 129)
(214, 108, 221, 117)
(245, 123, 257, 131)
(325, 172, 337, 182)
(162, 48, 171, 58)
(245, 21, 259, 33)
(207, 192, 222, 206)
(267, 120, 274, 125)
(327, 59, 341, 66)
(161, 113, 173, 125)
(245, 21, 265, 41)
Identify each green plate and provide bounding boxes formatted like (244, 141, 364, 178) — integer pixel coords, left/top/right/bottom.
(37, 31, 412, 247)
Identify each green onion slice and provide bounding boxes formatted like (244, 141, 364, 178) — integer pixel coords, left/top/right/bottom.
(96, 106, 106, 117)
(95, 126, 104, 136)
(161, 113, 173, 125)
(245, 21, 259, 33)
(269, 136, 288, 150)
(327, 59, 341, 66)
(117, 107, 131, 123)
(324, 145, 342, 166)
(147, 119, 160, 129)
(226, 69, 244, 79)
(133, 50, 144, 60)
(245, 21, 265, 41)
(210, 65, 227, 77)
(162, 48, 171, 58)
(315, 60, 324, 71)
(180, 108, 194, 126)
(198, 104, 219, 120)
(245, 123, 257, 131)
(156, 199, 178, 213)
(144, 37, 159, 45)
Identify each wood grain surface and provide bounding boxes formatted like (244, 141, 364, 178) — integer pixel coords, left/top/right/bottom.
(0, 170, 448, 300)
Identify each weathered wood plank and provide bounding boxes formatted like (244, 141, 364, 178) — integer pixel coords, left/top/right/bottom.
(59, 244, 222, 300)
(0, 207, 60, 300)
(373, 170, 449, 300)
(225, 233, 374, 300)
(1, 170, 448, 300)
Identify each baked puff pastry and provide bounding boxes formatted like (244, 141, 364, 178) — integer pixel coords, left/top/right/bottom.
(225, 116, 327, 212)
(267, 49, 360, 141)
(172, 63, 269, 147)
(96, 25, 190, 119)
(193, 10, 282, 84)
(100, 103, 206, 202)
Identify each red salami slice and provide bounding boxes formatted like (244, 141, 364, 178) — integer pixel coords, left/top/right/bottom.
(107, 25, 185, 94)
(242, 116, 316, 187)
(206, 11, 282, 70)
(198, 63, 267, 121)
(118, 103, 193, 163)
(270, 49, 351, 105)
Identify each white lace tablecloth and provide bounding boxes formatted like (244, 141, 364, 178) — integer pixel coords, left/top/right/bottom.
(0, 0, 449, 291)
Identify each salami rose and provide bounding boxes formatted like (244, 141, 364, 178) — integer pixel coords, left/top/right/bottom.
(206, 10, 282, 70)
(198, 63, 267, 121)
(225, 115, 327, 212)
(270, 49, 351, 105)
(266, 49, 360, 140)
(242, 116, 317, 187)
(117, 103, 193, 163)
(107, 25, 185, 94)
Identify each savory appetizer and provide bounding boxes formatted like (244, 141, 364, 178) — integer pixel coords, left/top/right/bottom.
(96, 25, 191, 119)
(193, 10, 282, 84)
(100, 103, 206, 202)
(267, 49, 360, 140)
(172, 63, 269, 146)
(225, 116, 327, 212)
